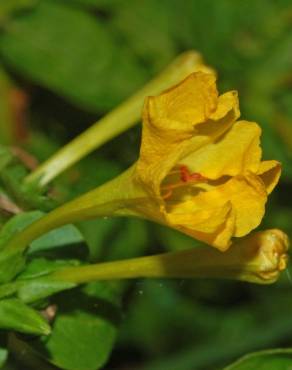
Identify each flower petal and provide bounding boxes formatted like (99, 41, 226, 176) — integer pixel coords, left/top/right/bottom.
(169, 172, 267, 238)
(179, 90, 240, 160)
(257, 160, 281, 194)
(182, 121, 262, 179)
(148, 72, 218, 127)
(166, 202, 235, 250)
(209, 90, 240, 121)
(136, 78, 240, 196)
(204, 173, 267, 237)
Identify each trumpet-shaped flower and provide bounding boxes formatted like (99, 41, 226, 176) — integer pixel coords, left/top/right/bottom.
(6, 71, 281, 259)
(131, 71, 281, 250)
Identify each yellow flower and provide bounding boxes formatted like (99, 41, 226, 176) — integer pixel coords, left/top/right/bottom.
(133, 71, 281, 250)
(7, 71, 281, 258)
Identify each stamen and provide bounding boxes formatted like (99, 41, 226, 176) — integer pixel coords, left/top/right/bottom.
(161, 165, 207, 199)
(180, 165, 206, 183)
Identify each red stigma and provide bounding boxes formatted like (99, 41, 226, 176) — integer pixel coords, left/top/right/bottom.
(179, 165, 205, 183)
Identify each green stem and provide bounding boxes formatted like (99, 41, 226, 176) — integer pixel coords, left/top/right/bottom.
(52, 248, 234, 283)
(5, 166, 142, 252)
(25, 51, 207, 188)
(50, 232, 287, 285)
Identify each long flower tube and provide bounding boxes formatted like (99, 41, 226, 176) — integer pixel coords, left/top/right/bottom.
(49, 229, 289, 285)
(25, 51, 212, 188)
(0, 230, 287, 304)
(4, 166, 141, 253)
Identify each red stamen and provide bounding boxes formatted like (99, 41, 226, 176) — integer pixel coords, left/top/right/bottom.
(179, 165, 206, 183)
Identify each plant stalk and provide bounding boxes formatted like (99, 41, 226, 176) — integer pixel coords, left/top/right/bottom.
(51, 229, 289, 285)
(25, 51, 210, 187)
(5, 166, 142, 252)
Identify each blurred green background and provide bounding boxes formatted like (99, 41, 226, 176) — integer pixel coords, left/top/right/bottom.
(1, 0, 292, 369)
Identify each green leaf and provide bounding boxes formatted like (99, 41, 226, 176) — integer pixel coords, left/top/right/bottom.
(17, 277, 76, 304)
(0, 211, 42, 248)
(15, 258, 80, 303)
(34, 282, 122, 370)
(224, 349, 292, 370)
(0, 210, 85, 253)
(30, 224, 84, 253)
(0, 211, 86, 282)
(0, 298, 50, 335)
(18, 258, 81, 280)
(0, 0, 147, 112)
(0, 258, 81, 303)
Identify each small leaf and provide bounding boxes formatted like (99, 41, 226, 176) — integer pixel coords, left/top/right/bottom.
(0, 298, 50, 335)
(29, 224, 84, 254)
(17, 277, 76, 304)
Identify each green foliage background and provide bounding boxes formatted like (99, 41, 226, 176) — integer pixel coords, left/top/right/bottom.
(0, 0, 292, 369)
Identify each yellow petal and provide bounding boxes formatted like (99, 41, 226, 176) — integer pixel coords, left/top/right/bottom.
(147, 72, 218, 127)
(210, 173, 267, 237)
(209, 90, 240, 121)
(136, 76, 240, 196)
(170, 172, 267, 238)
(179, 90, 240, 160)
(257, 160, 281, 194)
(166, 202, 235, 250)
(182, 121, 262, 179)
